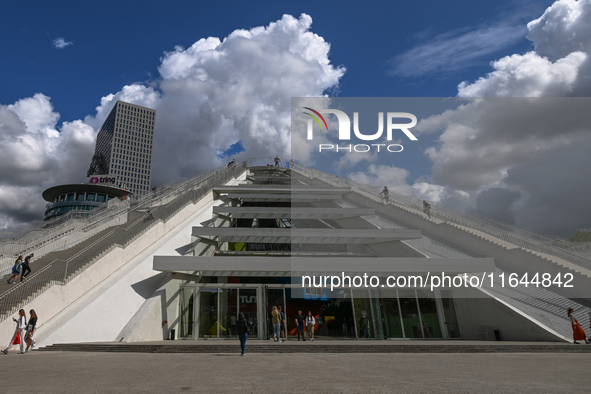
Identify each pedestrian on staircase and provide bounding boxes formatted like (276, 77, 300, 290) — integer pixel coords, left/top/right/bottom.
(7, 256, 22, 284)
(568, 307, 589, 344)
(2, 309, 27, 354)
(20, 253, 33, 281)
(422, 200, 431, 218)
(380, 187, 389, 204)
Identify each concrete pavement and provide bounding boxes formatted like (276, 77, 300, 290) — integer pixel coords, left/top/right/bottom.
(0, 350, 589, 393)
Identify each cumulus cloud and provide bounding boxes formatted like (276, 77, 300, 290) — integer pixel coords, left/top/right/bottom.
(405, 0, 591, 237)
(389, 24, 526, 78)
(348, 164, 414, 196)
(95, 13, 344, 184)
(53, 37, 72, 49)
(458, 0, 591, 96)
(0, 14, 344, 228)
(0, 94, 95, 228)
(417, 97, 591, 235)
(468, 187, 521, 225)
(412, 182, 446, 202)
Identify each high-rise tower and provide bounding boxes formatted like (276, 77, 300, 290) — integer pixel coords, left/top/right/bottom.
(87, 100, 156, 196)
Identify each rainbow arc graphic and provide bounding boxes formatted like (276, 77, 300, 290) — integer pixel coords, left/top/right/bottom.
(302, 107, 328, 131)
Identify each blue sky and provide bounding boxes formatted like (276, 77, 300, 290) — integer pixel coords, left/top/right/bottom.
(1, 0, 550, 121)
(1, 0, 590, 236)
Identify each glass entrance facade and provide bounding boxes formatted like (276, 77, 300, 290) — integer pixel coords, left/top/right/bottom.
(191, 287, 259, 339)
(183, 284, 460, 340)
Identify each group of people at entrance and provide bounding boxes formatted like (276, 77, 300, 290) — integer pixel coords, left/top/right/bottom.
(271, 307, 316, 342)
(294, 310, 316, 341)
(2, 309, 37, 354)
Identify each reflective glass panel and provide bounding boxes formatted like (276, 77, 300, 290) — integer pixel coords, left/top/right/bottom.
(239, 289, 258, 337)
(179, 288, 194, 338)
(381, 289, 404, 338)
(416, 289, 442, 338)
(352, 290, 375, 339)
(199, 289, 218, 338)
(440, 290, 461, 339)
(219, 289, 238, 338)
(398, 290, 422, 338)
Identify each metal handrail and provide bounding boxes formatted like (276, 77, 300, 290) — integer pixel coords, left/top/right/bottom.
(0, 163, 247, 273)
(0, 162, 247, 321)
(292, 163, 591, 274)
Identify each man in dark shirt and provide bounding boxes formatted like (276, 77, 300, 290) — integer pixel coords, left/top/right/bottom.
(295, 310, 305, 341)
(21, 253, 33, 282)
(278, 305, 287, 342)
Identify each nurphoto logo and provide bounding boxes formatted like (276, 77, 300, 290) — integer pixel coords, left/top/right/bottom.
(302, 107, 418, 153)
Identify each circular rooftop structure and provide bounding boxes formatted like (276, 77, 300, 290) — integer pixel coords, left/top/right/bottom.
(42, 183, 132, 221)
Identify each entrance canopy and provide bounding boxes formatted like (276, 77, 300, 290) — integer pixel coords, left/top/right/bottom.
(153, 256, 495, 276)
(192, 227, 422, 244)
(212, 207, 375, 220)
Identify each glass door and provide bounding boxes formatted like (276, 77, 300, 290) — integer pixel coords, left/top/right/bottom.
(267, 288, 285, 339)
(198, 288, 218, 338)
(416, 289, 443, 338)
(440, 290, 461, 339)
(239, 289, 258, 337)
(179, 287, 194, 338)
(352, 290, 375, 339)
(380, 289, 404, 338)
(219, 289, 238, 338)
(398, 289, 423, 338)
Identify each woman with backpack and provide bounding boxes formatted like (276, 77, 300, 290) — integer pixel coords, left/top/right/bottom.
(237, 312, 248, 356)
(7, 256, 22, 284)
(271, 306, 282, 342)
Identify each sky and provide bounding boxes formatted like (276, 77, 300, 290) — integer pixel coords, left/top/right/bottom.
(0, 0, 590, 237)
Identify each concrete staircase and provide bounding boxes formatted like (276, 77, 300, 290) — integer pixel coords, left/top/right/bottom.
(0, 163, 247, 323)
(0, 211, 159, 321)
(298, 165, 591, 279)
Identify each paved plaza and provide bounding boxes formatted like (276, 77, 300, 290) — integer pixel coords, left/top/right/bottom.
(0, 350, 588, 393)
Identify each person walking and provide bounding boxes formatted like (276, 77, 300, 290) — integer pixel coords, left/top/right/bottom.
(422, 200, 431, 218)
(359, 314, 370, 338)
(20, 253, 33, 281)
(271, 306, 282, 342)
(278, 305, 287, 342)
(228, 313, 237, 336)
(295, 310, 305, 341)
(305, 311, 315, 341)
(568, 308, 589, 344)
(25, 310, 37, 353)
(237, 312, 248, 356)
(381, 186, 389, 204)
(7, 256, 22, 284)
(274, 156, 280, 167)
(2, 309, 27, 354)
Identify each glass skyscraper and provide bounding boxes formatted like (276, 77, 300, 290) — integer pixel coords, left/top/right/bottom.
(87, 100, 156, 197)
